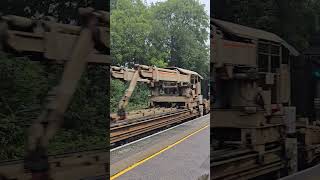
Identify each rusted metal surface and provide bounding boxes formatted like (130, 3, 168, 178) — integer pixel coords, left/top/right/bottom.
(211, 16, 320, 180)
(111, 64, 208, 119)
(211, 18, 299, 56)
(111, 65, 198, 83)
(0, 7, 110, 180)
(211, 18, 299, 179)
(0, 9, 110, 64)
(212, 147, 284, 180)
(0, 149, 109, 180)
(110, 109, 199, 144)
(110, 63, 209, 145)
(296, 119, 320, 169)
(110, 107, 177, 121)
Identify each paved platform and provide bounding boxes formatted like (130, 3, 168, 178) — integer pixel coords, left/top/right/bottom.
(110, 114, 210, 180)
(280, 164, 320, 180)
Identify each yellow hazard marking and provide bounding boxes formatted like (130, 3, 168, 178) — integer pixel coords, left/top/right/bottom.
(110, 124, 209, 180)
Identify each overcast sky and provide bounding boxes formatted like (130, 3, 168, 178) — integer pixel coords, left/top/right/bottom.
(145, 0, 210, 16)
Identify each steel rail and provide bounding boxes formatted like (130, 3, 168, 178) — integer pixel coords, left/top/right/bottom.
(110, 109, 199, 144)
(0, 148, 109, 179)
(211, 147, 284, 180)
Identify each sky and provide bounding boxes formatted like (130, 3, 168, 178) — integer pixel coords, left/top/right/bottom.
(145, 0, 210, 16)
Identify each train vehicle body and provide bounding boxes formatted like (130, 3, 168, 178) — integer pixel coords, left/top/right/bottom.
(293, 32, 320, 169)
(0, 8, 110, 179)
(111, 64, 210, 120)
(110, 64, 210, 145)
(211, 18, 301, 179)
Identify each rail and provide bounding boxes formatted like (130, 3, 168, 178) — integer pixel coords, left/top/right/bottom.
(110, 109, 199, 144)
(0, 148, 109, 179)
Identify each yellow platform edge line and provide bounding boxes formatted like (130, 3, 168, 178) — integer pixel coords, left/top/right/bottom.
(110, 124, 209, 180)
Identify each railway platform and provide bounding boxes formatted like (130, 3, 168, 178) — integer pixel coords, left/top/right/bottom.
(280, 164, 320, 180)
(110, 114, 210, 180)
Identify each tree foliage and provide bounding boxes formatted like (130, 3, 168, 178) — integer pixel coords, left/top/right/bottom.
(110, 0, 210, 110)
(213, 0, 320, 50)
(0, 56, 109, 160)
(110, 80, 150, 113)
(0, 0, 108, 23)
(0, 1, 109, 160)
(111, 0, 155, 66)
(0, 55, 108, 160)
(111, 0, 209, 73)
(150, 0, 209, 74)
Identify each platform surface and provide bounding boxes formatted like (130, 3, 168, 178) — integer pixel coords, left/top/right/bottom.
(110, 115, 210, 180)
(280, 164, 320, 180)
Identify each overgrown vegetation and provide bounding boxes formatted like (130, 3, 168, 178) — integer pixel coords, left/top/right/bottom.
(213, 0, 320, 51)
(0, 0, 210, 159)
(111, 0, 209, 71)
(110, 80, 150, 113)
(0, 55, 108, 160)
(0, 0, 108, 23)
(110, 0, 210, 110)
(0, 0, 108, 160)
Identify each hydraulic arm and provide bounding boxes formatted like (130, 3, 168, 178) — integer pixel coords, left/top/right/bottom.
(0, 7, 110, 180)
(111, 64, 205, 120)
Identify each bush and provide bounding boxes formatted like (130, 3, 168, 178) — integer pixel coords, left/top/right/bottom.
(110, 79, 150, 113)
(0, 54, 108, 160)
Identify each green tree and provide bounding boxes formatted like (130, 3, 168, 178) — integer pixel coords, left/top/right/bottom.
(111, 0, 209, 72)
(111, 0, 156, 66)
(110, 0, 210, 110)
(0, 0, 108, 24)
(0, 55, 108, 160)
(110, 80, 150, 113)
(150, 0, 209, 77)
(0, 1, 109, 159)
(213, 0, 318, 50)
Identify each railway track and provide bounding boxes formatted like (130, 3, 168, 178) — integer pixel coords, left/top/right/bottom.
(0, 108, 201, 179)
(110, 108, 200, 144)
(0, 148, 109, 180)
(211, 145, 285, 180)
(0, 109, 202, 179)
